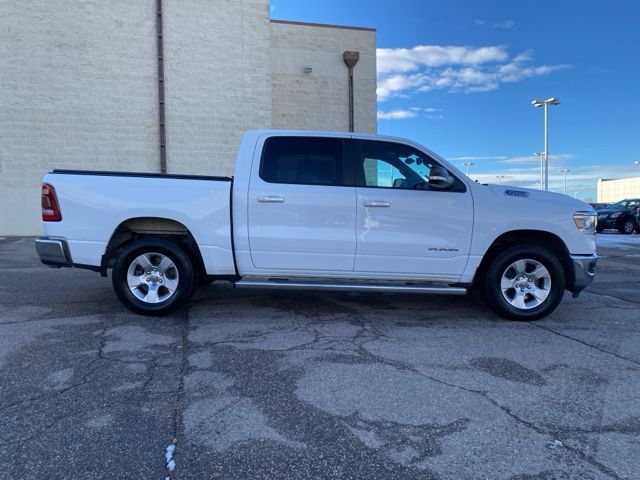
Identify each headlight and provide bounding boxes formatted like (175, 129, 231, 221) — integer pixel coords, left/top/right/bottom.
(573, 211, 597, 234)
(610, 211, 622, 219)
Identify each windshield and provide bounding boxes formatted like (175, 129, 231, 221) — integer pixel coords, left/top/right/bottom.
(608, 201, 627, 210)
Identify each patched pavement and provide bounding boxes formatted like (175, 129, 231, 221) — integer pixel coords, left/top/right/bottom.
(1, 235, 639, 479)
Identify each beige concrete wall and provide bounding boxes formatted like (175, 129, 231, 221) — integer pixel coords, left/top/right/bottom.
(597, 177, 640, 202)
(0, 3, 377, 235)
(163, 0, 272, 176)
(270, 21, 377, 133)
(0, 0, 159, 235)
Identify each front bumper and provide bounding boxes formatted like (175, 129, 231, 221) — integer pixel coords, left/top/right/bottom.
(569, 253, 597, 297)
(35, 237, 72, 267)
(597, 217, 616, 228)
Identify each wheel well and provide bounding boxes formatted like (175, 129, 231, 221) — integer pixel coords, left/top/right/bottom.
(474, 230, 573, 289)
(102, 217, 206, 278)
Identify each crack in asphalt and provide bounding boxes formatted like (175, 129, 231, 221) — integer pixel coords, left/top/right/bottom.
(0, 325, 109, 416)
(164, 305, 190, 479)
(583, 289, 640, 306)
(319, 303, 626, 480)
(526, 322, 640, 367)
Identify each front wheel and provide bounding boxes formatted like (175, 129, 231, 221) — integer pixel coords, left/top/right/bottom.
(112, 237, 196, 316)
(480, 245, 565, 321)
(618, 219, 635, 235)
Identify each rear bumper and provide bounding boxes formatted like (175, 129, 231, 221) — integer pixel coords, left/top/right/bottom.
(35, 237, 72, 267)
(569, 253, 597, 296)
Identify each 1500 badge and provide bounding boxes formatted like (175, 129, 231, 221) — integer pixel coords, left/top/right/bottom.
(428, 247, 459, 252)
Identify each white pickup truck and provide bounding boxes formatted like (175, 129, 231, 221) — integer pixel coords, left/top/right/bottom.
(36, 130, 597, 320)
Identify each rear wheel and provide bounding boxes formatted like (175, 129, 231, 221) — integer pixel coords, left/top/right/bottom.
(112, 238, 196, 315)
(618, 219, 635, 235)
(480, 244, 565, 321)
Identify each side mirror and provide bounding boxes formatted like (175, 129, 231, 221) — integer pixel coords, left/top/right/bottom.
(429, 166, 455, 190)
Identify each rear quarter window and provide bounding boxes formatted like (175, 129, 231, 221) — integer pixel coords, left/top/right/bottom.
(259, 137, 345, 186)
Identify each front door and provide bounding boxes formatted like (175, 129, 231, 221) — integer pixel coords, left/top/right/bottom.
(247, 135, 356, 272)
(351, 139, 473, 280)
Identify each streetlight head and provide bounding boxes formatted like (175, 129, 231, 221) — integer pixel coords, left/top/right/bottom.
(532, 98, 560, 107)
(534, 152, 544, 157)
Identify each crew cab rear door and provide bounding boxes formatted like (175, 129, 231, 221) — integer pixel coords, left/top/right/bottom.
(247, 135, 356, 272)
(351, 138, 473, 280)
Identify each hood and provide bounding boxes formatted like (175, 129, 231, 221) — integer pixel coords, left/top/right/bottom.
(484, 184, 595, 213)
(596, 207, 625, 215)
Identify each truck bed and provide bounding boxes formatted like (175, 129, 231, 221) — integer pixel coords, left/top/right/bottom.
(42, 170, 236, 275)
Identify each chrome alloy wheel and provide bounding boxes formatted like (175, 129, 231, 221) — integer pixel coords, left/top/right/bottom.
(126, 252, 179, 304)
(500, 258, 551, 310)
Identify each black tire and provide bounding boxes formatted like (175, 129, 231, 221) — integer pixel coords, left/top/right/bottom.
(112, 237, 196, 316)
(618, 219, 635, 235)
(596, 224, 604, 234)
(480, 244, 565, 321)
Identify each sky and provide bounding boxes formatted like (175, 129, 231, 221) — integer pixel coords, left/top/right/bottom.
(270, 0, 640, 200)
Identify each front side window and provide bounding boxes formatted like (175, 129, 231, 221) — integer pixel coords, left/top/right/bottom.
(354, 139, 468, 192)
(260, 137, 345, 186)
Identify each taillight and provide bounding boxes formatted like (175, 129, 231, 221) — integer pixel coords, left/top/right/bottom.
(41, 183, 62, 222)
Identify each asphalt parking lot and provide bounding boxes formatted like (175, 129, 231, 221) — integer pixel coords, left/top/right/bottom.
(1, 234, 639, 480)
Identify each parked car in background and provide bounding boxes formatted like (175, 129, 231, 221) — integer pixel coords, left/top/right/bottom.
(596, 198, 640, 234)
(35, 130, 598, 321)
(589, 202, 610, 211)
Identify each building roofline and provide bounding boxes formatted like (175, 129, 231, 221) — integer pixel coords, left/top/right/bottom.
(270, 19, 376, 32)
(599, 176, 640, 182)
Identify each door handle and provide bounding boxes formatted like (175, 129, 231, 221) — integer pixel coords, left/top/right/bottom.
(257, 195, 285, 203)
(363, 200, 391, 208)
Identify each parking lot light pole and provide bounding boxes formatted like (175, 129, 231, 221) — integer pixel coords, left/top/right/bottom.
(496, 175, 506, 184)
(534, 152, 545, 190)
(559, 168, 570, 195)
(532, 97, 560, 191)
(463, 162, 474, 177)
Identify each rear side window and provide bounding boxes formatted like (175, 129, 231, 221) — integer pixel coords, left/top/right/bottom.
(260, 137, 345, 186)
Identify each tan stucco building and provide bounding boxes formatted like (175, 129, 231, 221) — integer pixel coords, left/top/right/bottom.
(597, 176, 640, 202)
(0, 0, 376, 235)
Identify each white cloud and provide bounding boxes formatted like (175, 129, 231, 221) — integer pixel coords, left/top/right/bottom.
(377, 45, 508, 75)
(493, 20, 516, 30)
(377, 109, 417, 120)
(498, 153, 574, 165)
(378, 107, 444, 121)
(449, 155, 508, 161)
(377, 45, 569, 100)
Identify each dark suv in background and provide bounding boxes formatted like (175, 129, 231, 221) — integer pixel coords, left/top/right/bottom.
(596, 198, 640, 234)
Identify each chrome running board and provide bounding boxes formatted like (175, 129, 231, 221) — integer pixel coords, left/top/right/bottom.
(234, 278, 467, 295)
